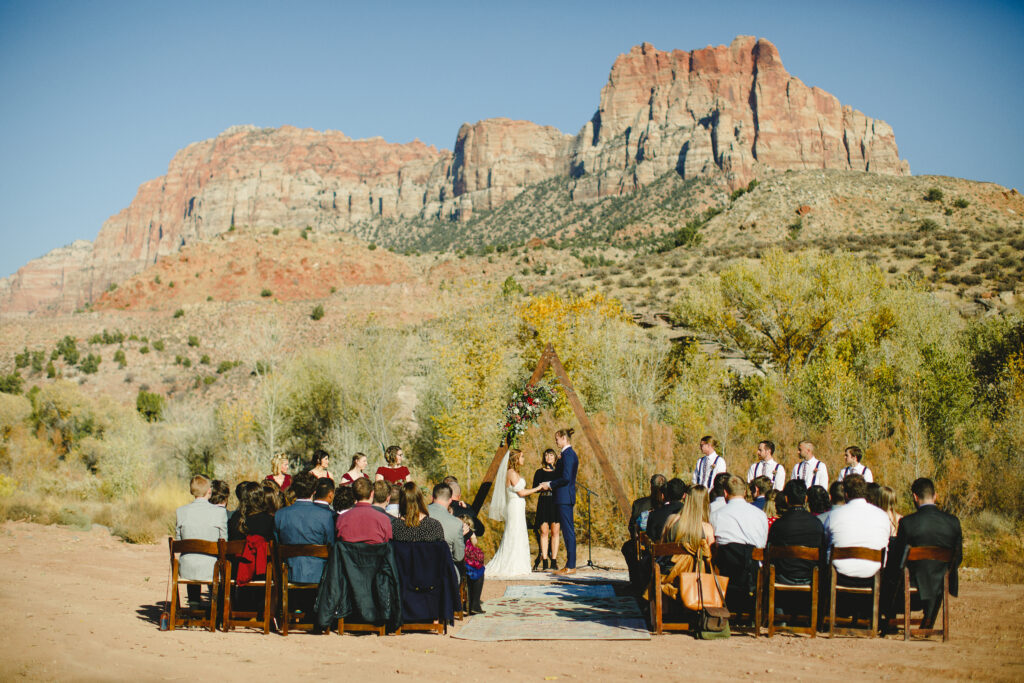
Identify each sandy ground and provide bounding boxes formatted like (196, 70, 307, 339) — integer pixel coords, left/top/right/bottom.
(0, 521, 1021, 682)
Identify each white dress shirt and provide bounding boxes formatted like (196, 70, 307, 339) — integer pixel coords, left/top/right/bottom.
(838, 463, 874, 483)
(825, 498, 890, 577)
(693, 451, 726, 489)
(791, 457, 828, 489)
(746, 459, 786, 491)
(710, 497, 768, 548)
(709, 497, 726, 515)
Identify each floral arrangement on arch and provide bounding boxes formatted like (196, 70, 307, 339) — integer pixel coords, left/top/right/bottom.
(499, 380, 556, 445)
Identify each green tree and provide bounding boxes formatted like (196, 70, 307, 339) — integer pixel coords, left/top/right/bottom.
(136, 390, 165, 422)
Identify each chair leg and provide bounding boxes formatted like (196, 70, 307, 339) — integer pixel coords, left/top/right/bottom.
(904, 568, 911, 642)
(263, 568, 273, 635)
(652, 563, 663, 635)
(754, 567, 762, 638)
(829, 567, 837, 638)
(767, 567, 776, 638)
(810, 569, 818, 638)
(871, 573, 880, 638)
(169, 579, 179, 631)
(209, 574, 219, 633)
(222, 581, 232, 633)
(282, 586, 289, 637)
(942, 571, 950, 643)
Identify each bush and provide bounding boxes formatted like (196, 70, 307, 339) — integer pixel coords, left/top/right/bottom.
(173, 308, 184, 318)
(260, 288, 272, 298)
(56, 336, 79, 364)
(368, 243, 377, 250)
(953, 198, 969, 209)
(152, 340, 165, 352)
(136, 390, 164, 422)
(113, 349, 127, 368)
(216, 360, 241, 374)
(924, 187, 944, 202)
(78, 354, 101, 374)
(139, 346, 150, 354)
(310, 304, 325, 321)
(919, 219, 940, 232)
(0, 372, 23, 395)
(187, 336, 200, 348)
(199, 354, 210, 365)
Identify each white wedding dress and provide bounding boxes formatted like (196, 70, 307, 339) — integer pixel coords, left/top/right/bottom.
(485, 475, 533, 578)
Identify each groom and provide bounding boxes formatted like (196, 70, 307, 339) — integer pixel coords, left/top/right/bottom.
(544, 428, 579, 575)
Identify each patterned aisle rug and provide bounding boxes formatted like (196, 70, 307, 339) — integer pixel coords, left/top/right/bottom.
(452, 583, 650, 641)
(488, 568, 630, 583)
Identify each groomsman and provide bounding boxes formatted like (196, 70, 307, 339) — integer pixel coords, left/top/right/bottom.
(838, 446, 874, 483)
(790, 440, 828, 488)
(692, 435, 726, 490)
(746, 440, 785, 491)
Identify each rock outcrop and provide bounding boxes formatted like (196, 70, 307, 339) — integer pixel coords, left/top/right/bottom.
(1, 36, 909, 314)
(568, 36, 909, 201)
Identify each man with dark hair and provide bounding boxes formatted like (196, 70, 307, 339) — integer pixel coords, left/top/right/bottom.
(313, 477, 336, 514)
(829, 480, 846, 507)
(838, 446, 873, 483)
(709, 471, 731, 514)
(428, 482, 465, 563)
(711, 474, 768, 615)
(445, 477, 484, 537)
(767, 480, 825, 585)
(824, 474, 889, 582)
(693, 435, 726, 490)
(335, 476, 392, 544)
(747, 440, 785, 491)
(371, 479, 392, 513)
(274, 471, 335, 583)
(646, 477, 686, 543)
(887, 478, 962, 626)
(750, 476, 773, 510)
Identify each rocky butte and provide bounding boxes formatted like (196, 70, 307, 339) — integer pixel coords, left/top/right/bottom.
(0, 35, 908, 315)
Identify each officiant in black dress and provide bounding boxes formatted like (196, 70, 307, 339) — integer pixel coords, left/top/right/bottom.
(532, 448, 561, 570)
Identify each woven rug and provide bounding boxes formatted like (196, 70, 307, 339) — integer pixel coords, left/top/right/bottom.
(451, 583, 650, 641)
(487, 568, 630, 583)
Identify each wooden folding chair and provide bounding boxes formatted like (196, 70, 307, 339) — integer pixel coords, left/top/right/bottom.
(220, 539, 275, 634)
(168, 537, 221, 632)
(277, 543, 328, 635)
(828, 546, 883, 638)
(764, 545, 820, 638)
(901, 546, 953, 642)
(647, 538, 691, 635)
(454, 572, 468, 621)
(710, 544, 764, 637)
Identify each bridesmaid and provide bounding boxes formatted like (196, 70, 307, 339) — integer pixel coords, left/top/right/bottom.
(339, 452, 370, 485)
(375, 445, 410, 484)
(532, 448, 561, 570)
(265, 454, 291, 490)
(309, 449, 334, 480)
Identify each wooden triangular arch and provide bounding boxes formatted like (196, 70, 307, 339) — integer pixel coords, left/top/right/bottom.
(470, 343, 632, 518)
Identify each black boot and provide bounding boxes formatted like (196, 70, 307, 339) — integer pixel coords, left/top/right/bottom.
(549, 556, 559, 571)
(533, 552, 543, 571)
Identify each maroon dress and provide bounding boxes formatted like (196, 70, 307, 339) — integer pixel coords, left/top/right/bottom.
(264, 473, 291, 490)
(375, 466, 410, 484)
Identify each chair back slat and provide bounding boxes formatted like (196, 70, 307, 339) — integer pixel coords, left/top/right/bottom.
(278, 543, 329, 560)
(650, 542, 687, 556)
(170, 539, 220, 556)
(906, 546, 952, 563)
(751, 547, 765, 562)
(768, 545, 820, 562)
(831, 546, 883, 562)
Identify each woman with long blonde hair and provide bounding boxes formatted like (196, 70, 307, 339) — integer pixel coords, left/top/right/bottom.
(265, 454, 291, 490)
(645, 486, 716, 603)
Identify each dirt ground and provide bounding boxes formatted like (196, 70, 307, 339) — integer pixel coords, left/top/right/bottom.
(1, 521, 1021, 682)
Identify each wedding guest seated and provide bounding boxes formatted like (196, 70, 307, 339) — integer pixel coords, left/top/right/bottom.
(385, 484, 402, 517)
(262, 479, 287, 513)
(335, 478, 392, 544)
(866, 482, 883, 508)
(635, 476, 666, 535)
(645, 485, 715, 608)
(313, 477, 336, 517)
(876, 485, 902, 537)
(709, 472, 731, 515)
(623, 474, 666, 592)
(710, 475, 768, 614)
(339, 452, 370, 486)
(750, 476, 772, 510)
(228, 481, 257, 536)
(764, 489, 780, 528)
(885, 477, 962, 627)
(445, 478, 484, 538)
(273, 472, 335, 583)
(371, 480, 392, 515)
(829, 481, 846, 507)
(647, 477, 686, 544)
(229, 482, 274, 541)
(463, 519, 486, 614)
(333, 485, 355, 514)
(375, 445, 410, 484)
(175, 475, 228, 607)
(428, 483, 465, 569)
(767, 480, 825, 585)
(210, 479, 230, 508)
(391, 483, 445, 542)
(824, 474, 890, 586)
(265, 454, 291, 490)
(807, 485, 831, 517)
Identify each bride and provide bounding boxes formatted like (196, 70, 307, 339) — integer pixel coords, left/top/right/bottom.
(486, 449, 548, 578)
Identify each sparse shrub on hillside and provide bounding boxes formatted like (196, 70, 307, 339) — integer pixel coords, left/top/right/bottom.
(153, 275, 161, 284)
(918, 219, 939, 232)
(272, 228, 279, 235)
(187, 336, 199, 348)
(260, 288, 272, 298)
(14, 348, 30, 369)
(501, 276, 524, 297)
(368, 243, 377, 250)
(310, 304, 325, 321)
(46, 362, 56, 378)
(216, 360, 241, 374)
(56, 336, 79, 365)
(106, 282, 117, 292)
(174, 355, 191, 368)
(173, 308, 184, 318)
(152, 340, 165, 352)
(925, 187, 944, 202)
(0, 373, 23, 395)
(139, 346, 150, 354)
(113, 349, 126, 368)
(199, 354, 210, 365)
(78, 353, 101, 374)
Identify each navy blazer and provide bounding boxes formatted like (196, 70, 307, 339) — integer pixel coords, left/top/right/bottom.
(550, 446, 578, 506)
(274, 500, 336, 583)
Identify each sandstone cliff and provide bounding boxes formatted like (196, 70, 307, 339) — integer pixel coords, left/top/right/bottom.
(1, 36, 909, 314)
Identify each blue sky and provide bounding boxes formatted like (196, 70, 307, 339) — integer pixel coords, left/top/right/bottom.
(1, 0, 1021, 278)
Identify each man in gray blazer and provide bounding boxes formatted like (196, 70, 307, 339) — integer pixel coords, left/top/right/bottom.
(175, 475, 228, 606)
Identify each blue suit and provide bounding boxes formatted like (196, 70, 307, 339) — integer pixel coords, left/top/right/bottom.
(549, 446, 578, 568)
(274, 500, 336, 583)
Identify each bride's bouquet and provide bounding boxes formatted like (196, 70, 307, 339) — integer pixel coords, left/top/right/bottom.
(499, 380, 556, 445)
